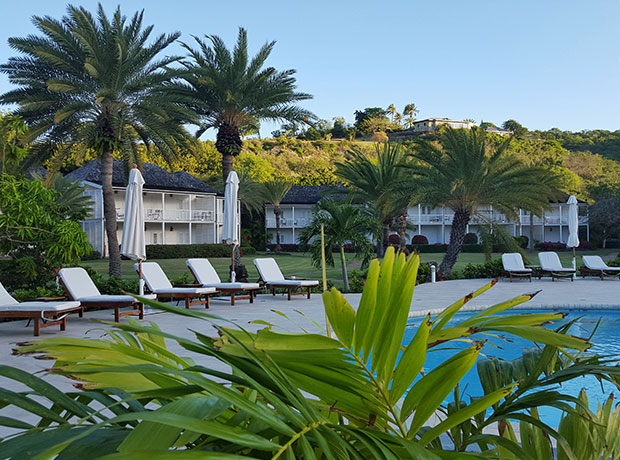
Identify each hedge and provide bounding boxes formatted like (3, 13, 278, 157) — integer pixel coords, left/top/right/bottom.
(146, 244, 230, 259)
(407, 244, 484, 253)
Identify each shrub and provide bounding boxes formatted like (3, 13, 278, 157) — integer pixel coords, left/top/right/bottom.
(534, 241, 567, 251)
(146, 244, 230, 259)
(463, 232, 478, 244)
(411, 234, 428, 245)
(388, 233, 400, 245)
(81, 250, 102, 261)
(514, 235, 529, 248)
(241, 245, 256, 255)
(348, 269, 367, 293)
(266, 243, 298, 252)
(462, 258, 504, 278)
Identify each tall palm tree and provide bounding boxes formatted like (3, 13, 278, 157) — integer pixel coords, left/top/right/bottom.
(298, 199, 377, 291)
(261, 180, 292, 253)
(400, 127, 562, 277)
(182, 28, 314, 182)
(335, 142, 410, 255)
(403, 103, 419, 129)
(0, 4, 195, 277)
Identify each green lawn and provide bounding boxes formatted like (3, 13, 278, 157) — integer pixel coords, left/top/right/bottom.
(80, 248, 620, 282)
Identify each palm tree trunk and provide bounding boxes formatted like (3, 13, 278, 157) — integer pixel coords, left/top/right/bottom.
(439, 209, 470, 278)
(397, 212, 409, 254)
(101, 150, 121, 278)
(340, 246, 349, 292)
(378, 219, 391, 257)
(222, 153, 234, 182)
(274, 206, 282, 253)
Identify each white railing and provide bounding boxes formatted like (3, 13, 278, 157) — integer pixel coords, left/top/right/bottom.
(116, 207, 215, 222)
(408, 213, 589, 226)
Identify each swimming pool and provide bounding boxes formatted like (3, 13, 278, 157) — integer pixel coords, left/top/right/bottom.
(403, 309, 620, 426)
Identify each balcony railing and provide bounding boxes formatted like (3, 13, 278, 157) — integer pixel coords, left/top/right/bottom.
(116, 208, 215, 222)
(265, 217, 309, 228)
(408, 214, 588, 226)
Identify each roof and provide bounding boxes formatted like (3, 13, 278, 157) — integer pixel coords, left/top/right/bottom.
(280, 185, 347, 204)
(66, 160, 220, 195)
(414, 117, 473, 124)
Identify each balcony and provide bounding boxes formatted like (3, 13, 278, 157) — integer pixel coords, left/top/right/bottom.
(408, 213, 589, 226)
(115, 208, 215, 222)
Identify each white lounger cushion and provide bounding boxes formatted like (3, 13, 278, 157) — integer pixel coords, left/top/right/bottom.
(58, 267, 101, 299)
(78, 294, 156, 303)
(186, 259, 260, 290)
(583, 256, 620, 272)
(265, 279, 319, 287)
(138, 262, 215, 295)
(501, 253, 532, 272)
(151, 287, 215, 295)
(0, 281, 80, 312)
(254, 258, 319, 286)
(0, 301, 80, 312)
(538, 252, 575, 272)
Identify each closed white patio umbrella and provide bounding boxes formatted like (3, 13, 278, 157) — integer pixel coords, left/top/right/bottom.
(566, 195, 579, 279)
(120, 165, 146, 295)
(222, 171, 240, 282)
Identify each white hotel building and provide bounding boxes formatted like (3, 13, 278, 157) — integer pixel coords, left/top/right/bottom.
(265, 186, 589, 246)
(68, 160, 239, 257)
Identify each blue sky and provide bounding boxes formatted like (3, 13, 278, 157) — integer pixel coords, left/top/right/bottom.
(1, 1, 619, 137)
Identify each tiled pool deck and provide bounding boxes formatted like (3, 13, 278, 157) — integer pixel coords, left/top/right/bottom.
(1, 277, 619, 436)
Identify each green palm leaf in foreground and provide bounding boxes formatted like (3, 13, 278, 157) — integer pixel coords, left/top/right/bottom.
(1, 247, 611, 459)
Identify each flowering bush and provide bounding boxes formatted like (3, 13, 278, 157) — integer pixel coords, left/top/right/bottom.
(411, 234, 428, 245)
(463, 232, 478, 244)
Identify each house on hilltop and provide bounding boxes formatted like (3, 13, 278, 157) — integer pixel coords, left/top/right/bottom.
(68, 160, 239, 257)
(413, 117, 476, 134)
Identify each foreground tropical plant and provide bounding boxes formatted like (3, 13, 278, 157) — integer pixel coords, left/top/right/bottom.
(298, 199, 378, 291)
(0, 3, 196, 277)
(0, 247, 607, 459)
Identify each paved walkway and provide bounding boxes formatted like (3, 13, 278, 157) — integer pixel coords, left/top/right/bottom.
(1, 277, 619, 437)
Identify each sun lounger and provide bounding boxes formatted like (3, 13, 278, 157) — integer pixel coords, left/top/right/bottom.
(501, 253, 532, 282)
(137, 262, 217, 309)
(253, 258, 319, 300)
(581, 256, 620, 280)
(186, 258, 261, 305)
(0, 282, 82, 336)
(538, 252, 575, 281)
(57, 267, 152, 322)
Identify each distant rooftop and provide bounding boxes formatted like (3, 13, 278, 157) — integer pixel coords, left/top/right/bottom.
(66, 160, 220, 195)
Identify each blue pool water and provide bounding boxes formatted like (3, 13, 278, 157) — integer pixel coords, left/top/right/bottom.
(403, 309, 620, 426)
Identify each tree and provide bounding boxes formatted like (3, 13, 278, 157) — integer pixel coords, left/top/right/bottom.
(298, 199, 377, 291)
(502, 119, 527, 136)
(182, 28, 314, 182)
(400, 127, 562, 276)
(589, 196, 620, 247)
(335, 142, 410, 255)
(0, 114, 28, 174)
(0, 4, 195, 277)
(403, 103, 419, 129)
(354, 107, 388, 132)
(0, 175, 92, 288)
(261, 180, 292, 253)
(387, 104, 397, 122)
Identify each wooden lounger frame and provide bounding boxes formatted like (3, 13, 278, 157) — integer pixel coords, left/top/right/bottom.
(0, 306, 83, 336)
(540, 269, 575, 282)
(580, 267, 620, 281)
(502, 270, 532, 282)
(186, 267, 261, 306)
(56, 270, 144, 322)
(259, 278, 313, 301)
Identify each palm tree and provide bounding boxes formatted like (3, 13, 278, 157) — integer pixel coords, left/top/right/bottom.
(261, 181, 292, 253)
(387, 104, 397, 123)
(400, 127, 562, 277)
(0, 4, 195, 277)
(335, 142, 410, 255)
(182, 28, 314, 182)
(403, 103, 419, 129)
(298, 199, 377, 291)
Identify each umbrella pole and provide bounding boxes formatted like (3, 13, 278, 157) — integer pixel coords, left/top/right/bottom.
(231, 243, 236, 282)
(573, 247, 576, 280)
(138, 259, 144, 296)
